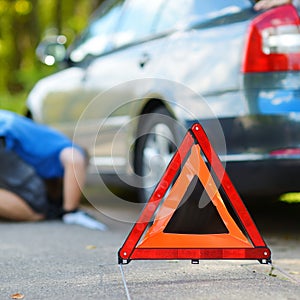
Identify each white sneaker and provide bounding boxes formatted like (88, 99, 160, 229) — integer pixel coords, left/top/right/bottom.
(62, 210, 108, 231)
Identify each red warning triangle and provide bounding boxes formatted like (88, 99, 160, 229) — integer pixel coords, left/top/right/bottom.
(118, 123, 271, 264)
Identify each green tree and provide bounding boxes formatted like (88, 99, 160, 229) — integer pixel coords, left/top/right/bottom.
(0, 0, 104, 113)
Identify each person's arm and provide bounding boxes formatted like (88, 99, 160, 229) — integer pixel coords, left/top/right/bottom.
(254, 0, 292, 10)
(59, 147, 87, 212)
(59, 147, 108, 231)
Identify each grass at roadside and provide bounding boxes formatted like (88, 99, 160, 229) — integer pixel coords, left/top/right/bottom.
(0, 92, 27, 114)
(279, 192, 300, 204)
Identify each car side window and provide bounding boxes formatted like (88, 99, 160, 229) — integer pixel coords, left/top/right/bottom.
(69, 0, 124, 63)
(154, 0, 195, 33)
(155, 0, 253, 33)
(113, 0, 164, 47)
(193, 0, 252, 18)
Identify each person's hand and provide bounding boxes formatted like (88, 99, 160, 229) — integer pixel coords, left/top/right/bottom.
(254, 0, 292, 10)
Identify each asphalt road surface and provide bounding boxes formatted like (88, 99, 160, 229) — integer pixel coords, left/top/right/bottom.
(0, 186, 300, 300)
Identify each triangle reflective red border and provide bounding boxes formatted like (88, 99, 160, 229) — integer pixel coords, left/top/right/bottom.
(118, 123, 271, 264)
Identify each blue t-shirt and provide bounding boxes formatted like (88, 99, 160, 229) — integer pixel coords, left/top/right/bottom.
(0, 110, 80, 179)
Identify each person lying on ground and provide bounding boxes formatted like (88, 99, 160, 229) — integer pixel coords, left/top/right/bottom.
(0, 109, 107, 230)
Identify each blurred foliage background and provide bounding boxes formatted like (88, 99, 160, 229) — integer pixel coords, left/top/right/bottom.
(0, 0, 104, 113)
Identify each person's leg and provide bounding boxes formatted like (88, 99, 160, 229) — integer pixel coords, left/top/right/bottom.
(0, 189, 44, 221)
(59, 147, 87, 212)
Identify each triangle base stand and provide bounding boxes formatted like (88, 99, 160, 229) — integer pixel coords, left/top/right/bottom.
(119, 248, 271, 265)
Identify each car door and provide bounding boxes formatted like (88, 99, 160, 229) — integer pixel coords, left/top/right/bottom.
(80, 0, 166, 175)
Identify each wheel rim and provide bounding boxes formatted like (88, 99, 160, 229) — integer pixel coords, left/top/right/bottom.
(141, 123, 176, 201)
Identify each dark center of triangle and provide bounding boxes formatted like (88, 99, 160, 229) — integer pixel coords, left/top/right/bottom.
(164, 176, 229, 234)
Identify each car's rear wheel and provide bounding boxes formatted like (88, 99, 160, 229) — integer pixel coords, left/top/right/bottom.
(135, 106, 180, 203)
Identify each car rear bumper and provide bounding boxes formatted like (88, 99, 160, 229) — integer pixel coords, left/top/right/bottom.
(226, 157, 300, 198)
(186, 113, 300, 197)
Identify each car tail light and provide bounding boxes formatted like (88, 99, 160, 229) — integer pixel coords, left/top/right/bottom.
(242, 4, 300, 72)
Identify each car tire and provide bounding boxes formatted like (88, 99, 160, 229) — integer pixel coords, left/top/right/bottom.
(135, 106, 181, 203)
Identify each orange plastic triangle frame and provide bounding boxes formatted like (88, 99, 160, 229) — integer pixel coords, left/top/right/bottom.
(118, 123, 271, 264)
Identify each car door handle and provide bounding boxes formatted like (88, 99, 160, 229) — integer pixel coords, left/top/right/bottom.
(139, 53, 151, 68)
